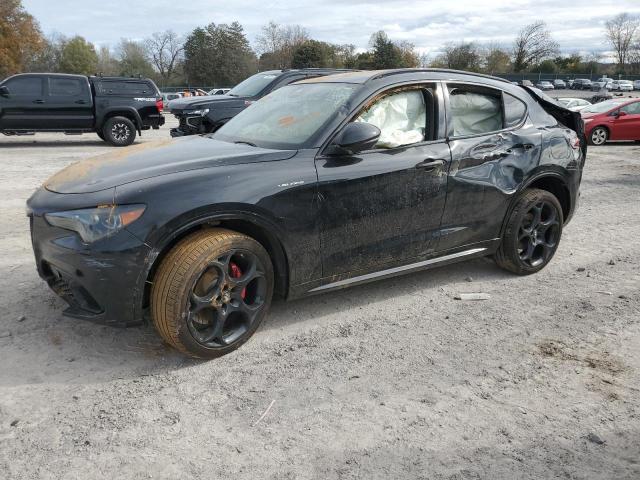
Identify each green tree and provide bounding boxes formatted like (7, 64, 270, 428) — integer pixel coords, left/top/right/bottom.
(535, 59, 557, 73)
(370, 31, 403, 69)
(434, 42, 482, 71)
(184, 22, 256, 86)
(291, 40, 331, 68)
(0, 0, 45, 77)
(483, 45, 511, 74)
(59, 36, 98, 74)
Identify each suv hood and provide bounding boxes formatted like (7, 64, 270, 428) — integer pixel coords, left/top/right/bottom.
(168, 94, 244, 113)
(45, 136, 296, 194)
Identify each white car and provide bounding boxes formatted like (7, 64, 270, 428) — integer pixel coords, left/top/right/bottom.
(207, 88, 231, 96)
(557, 97, 592, 112)
(611, 80, 633, 92)
(591, 78, 613, 91)
(634, 80, 640, 90)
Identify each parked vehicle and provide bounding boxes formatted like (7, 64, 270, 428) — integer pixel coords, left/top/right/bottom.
(518, 80, 534, 87)
(162, 92, 182, 109)
(582, 98, 640, 145)
(169, 68, 352, 137)
(0, 73, 164, 146)
(572, 79, 592, 90)
(208, 88, 231, 96)
(536, 81, 554, 90)
(566, 79, 575, 88)
(634, 80, 640, 90)
(610, 80, 634, 92)
(27, 68, 586, 358)
(557, 97, 592, 111)
(591, 77, 613, 91)
(553, 79, 566, 89)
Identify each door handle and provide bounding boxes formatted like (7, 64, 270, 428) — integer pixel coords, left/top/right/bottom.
(33, 99, 45, 104)
(416, 159, 444, 171)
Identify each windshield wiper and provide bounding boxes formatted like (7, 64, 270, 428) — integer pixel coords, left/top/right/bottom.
(234, 140, 257, 147)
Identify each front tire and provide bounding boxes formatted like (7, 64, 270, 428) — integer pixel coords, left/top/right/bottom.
(151, 228, 274, 359)
(103, 116, 136, 147)
(589, 127, 608, 146)
(495, 189, 563, 275)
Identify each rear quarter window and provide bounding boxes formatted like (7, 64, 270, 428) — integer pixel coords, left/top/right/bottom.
(98, 81, 155, 96)
(503, 93, 527, 128)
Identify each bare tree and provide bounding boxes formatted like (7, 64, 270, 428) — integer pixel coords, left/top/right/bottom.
(604, 13, 639, 73)
(145, 30, 184, 83)
(256, 21, 309, 69)
(512, 21, 559, 72)
(434, 42, 483, 72)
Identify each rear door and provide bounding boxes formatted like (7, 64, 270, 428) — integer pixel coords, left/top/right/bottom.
(45, 76, 93, 129)
(439, 83, 541, 250)
(612, 101, 640, 140)
(0, 75, 46, 130)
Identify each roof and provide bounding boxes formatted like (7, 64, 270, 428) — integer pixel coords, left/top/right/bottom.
(298, 68, 512, 85)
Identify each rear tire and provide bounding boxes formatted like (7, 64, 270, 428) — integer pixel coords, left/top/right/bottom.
(495, 189, 563, 275)
(151, 228, 274, 359)
(103, 116, 136, 146)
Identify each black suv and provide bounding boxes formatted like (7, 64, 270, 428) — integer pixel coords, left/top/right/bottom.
(571, 79, 592, 90)
(28, 69, 585, 358)
(169, 68, 352, 137)
(0, 73, 165, 146)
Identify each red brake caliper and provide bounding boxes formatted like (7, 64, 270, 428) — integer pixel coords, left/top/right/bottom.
(229, 262, 247, 300)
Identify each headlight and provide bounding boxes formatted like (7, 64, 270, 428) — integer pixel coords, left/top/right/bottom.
(187, 108, 209, 116)
(45, 204, 146, 243)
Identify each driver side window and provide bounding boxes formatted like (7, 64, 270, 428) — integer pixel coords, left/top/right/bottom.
(355, 89, 428, 149)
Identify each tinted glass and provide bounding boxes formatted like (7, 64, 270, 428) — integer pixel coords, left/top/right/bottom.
(228, 73, 278, 97)
(503, 93, 527, 128)
(99, 81, 153, 95)
(5, 77, 43, 96)
(49, 77, 84, 96)
(448, 85, 503, 136)
(215, 83, 357, 149)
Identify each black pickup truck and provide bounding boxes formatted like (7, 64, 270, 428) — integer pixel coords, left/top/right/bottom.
(0, 73, 165, 146)
(169, 68, 352, 137)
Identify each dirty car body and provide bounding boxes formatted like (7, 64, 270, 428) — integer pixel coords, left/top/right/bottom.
(27, 69, 586, 328)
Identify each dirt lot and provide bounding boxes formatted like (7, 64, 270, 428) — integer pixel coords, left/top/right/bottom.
(0, 119, 638, 479)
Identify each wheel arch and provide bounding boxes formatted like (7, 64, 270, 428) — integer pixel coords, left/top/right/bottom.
(500, 171, 572, 238)
(99, 108, 143, 133)
(136, 210, 290, 321)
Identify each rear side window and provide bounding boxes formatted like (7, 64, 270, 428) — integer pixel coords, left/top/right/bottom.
(448, 84, 503, 136)
(503, 93, 527, 128)
(4, 76, 43, 96)
(98, 81, 154, 95)
(49, 77, 85, 96)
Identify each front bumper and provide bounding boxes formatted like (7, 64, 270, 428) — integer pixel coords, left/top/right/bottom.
(29, 214, 151, 327)
(170, 114, 206, 137)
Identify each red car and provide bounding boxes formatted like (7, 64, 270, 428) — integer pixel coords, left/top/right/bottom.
(581, 98, 640, 145)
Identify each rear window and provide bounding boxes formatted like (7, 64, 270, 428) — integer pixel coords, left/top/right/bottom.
(49, 77, 85, 96)
(98, 80, 155, 96)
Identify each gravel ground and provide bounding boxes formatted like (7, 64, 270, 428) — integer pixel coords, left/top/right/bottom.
(0, 118, 639, 479)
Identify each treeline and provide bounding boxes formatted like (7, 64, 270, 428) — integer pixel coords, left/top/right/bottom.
(2, 0, 640, 89)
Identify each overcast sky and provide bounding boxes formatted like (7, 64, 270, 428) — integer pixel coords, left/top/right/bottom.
(22, 0, 640, 57)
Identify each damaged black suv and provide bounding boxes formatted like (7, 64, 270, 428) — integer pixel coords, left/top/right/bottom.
(169, 68, 352, 137)
(28, 69, 585, 358)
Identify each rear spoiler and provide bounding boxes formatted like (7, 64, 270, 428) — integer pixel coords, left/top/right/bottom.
(521, 86, 587, 157)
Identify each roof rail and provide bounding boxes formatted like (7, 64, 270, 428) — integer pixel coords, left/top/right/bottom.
(368, 68, 511, 84)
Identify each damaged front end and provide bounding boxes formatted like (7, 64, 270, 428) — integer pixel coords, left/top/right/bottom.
(171, 108, 214, 137)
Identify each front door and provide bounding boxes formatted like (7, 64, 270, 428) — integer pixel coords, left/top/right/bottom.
(316, 84, 450, 278)
(0, 75, 46, 130)
(612, 101, 640, 140)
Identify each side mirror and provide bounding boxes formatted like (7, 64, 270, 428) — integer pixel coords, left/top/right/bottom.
(0, 86, 9, 97)
(328, 122, 381, 155)
(617, 110, 627, 117)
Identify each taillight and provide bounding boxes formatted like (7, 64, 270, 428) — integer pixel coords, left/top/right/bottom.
(156, 98, 163, 112)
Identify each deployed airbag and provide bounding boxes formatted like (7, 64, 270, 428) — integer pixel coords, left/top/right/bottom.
(357, 90, 426, 148)
(450, 91, 503, 136)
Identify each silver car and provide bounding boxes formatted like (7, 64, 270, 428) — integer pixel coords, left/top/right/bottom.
(557, 97, 592, 112)
(611, 80, 633, 92)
